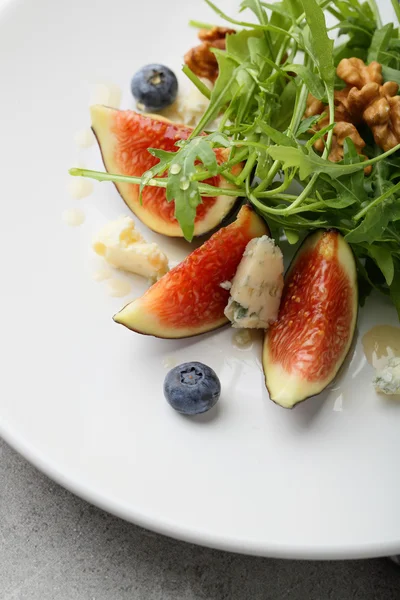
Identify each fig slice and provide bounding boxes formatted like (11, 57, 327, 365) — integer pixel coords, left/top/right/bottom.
(114, 205, 269, 338)
(263, 230, 358, 408)
(90, 105, 242, 237)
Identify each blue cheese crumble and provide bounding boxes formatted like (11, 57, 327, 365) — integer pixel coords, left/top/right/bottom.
(373, 357, 400, 395)
(223, 235, 284, 329)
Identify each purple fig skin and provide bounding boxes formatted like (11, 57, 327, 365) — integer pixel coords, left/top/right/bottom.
(112, 311, 228, 339)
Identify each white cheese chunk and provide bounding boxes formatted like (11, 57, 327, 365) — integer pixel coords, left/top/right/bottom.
(159, 80, 211, 127)
(373, 357, 400, 395)
(93, 216, 169, 281)
(224, 235, 284, 329)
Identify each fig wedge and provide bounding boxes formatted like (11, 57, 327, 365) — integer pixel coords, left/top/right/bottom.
(91, 105, 242, 237)
(263, 230, 358, 408)
(114, 205, 269, 338)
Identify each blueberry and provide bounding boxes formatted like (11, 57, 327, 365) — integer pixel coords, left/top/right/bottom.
(164, 362, 221, 415)
(131, 64, 178, 111)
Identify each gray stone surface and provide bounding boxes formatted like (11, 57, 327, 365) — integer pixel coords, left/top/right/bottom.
(1, 438, 400, 600)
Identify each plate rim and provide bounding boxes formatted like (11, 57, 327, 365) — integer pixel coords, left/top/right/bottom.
(2, 419, 400, 560)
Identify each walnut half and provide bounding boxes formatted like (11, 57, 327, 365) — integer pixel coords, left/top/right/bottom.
(304, 58, 400, 172)
(184, 26, 235, 82)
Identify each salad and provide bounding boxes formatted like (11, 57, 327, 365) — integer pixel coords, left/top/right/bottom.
(70, 0, 400, 413)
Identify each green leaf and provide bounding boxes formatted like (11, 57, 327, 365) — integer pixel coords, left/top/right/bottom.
(258, 120, 296, 146)
(321, 194, 358, 208)
(268, 143, 400, 179)
(368, 23, 394, 62)
(139, 148, 176, 203)
(226, 29, 259, 62)
(306, 122, 335, 148)
(336, 19, 373, 49)
(165, 137, 219, 241)
(295, 114, 322, 137)
(273, 80, 297, 130)
(391, 0, 400, 26)
(284, 228, 300, 244)
(299, 0, 335, 87)
(266, 145, 365, 179)
(260, 2, 291, 18)
(283, 64, 326, 99)
(282, 0, 303, 20)
(267, 146, 315, 179)
(345, 202, 392, 243)
(240, 0, 274, 58)
(326, 138, 368, 206)
(333, 43, 368, 64)
(368, 245, 395, 285)
(382, 65, 400, 85)
(206, 131, 232, 147)
(240, 0, 268, 22)
(190, 51, 237, 137)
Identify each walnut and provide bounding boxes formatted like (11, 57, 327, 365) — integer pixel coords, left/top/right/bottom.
(305, 91, 371, 172)
(305, 95, 324, 118)
(303, 58, 400, 171)
(184, 27, 235, 82)
(337, 57, 383, 88)
(198, 26, 236, 42)
(313, 119, 367, 162)
(347, 81, 400, 151)
(184, 42, 221, 82)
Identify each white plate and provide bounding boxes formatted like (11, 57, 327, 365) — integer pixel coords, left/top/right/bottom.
(1, 0, 400, 559)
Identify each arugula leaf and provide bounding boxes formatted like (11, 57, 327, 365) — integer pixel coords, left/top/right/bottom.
(190, 51, 237, 137)
(299, 0, 335, 87)
(295, 114, 323, 137)
(283, 64, 326, 99)
(368, 245, 395, 286)
(336, 19, 373, 49)
(226, 29, 260, 62)
(260, 2, 291, 18)
(368, 23, 394, 62)
(267, 145, 366, 179)
(257, 120, 296, 146)
(333, 43, 369, 64)
(327, 138, 369, 205)
(139, 149, 176, 203)
(345, 201, 393, 243)
(382, 64, 400, 85)
(268, 143, 400, 179)
(282, 0, 303, 20)
(284, 228, 300, 244)
(165, 137, 219, 241)
(391, 0, 400, 25)
(273, 80, 297, 130)
(320, 192, 358, 208)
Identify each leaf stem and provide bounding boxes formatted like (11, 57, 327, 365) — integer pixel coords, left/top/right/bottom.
(188, 20, 214, 30)
(69, 168, 247, 198)
(235, 151, 257, 184)
(182, 66, 211, 100)
(354, 180, 400, 220)
(256, 173, 293, 197)
(204, 0, 298, 40)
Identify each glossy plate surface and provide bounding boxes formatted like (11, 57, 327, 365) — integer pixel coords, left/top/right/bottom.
(0, 0, 399, 559)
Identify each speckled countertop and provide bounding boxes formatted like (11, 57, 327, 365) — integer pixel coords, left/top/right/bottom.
(1, 438, 400, 599)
